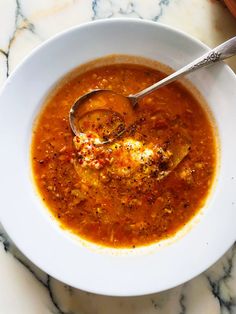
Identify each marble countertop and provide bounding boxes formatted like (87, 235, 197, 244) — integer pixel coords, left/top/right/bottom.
(1, 0, 236, 313)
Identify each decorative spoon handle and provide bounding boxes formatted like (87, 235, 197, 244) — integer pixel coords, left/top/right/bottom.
(132, 36, 236, 101)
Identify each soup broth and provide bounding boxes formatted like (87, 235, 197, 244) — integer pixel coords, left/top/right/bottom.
(31, 57, 217, 248)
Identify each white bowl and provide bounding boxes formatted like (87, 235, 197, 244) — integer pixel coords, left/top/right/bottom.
(0, 19, 236, 296)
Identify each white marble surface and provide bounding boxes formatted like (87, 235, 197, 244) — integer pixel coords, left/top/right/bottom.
(1, 0, 236, 313)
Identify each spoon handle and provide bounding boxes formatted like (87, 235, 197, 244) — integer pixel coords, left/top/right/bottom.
(132, 36, 236, 101)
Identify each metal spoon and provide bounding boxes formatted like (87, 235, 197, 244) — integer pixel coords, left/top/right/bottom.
(69, 36, 236, 143)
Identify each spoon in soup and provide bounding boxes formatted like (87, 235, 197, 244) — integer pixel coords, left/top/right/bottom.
(69, 36, 236, 143)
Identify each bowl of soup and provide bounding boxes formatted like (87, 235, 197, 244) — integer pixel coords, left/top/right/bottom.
(0, 19, 235, 296)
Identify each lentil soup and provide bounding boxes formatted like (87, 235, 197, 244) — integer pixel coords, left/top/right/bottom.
(31, 57, 217, 248)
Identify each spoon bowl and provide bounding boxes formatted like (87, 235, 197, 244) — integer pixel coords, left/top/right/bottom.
(69, 89, 136, 143)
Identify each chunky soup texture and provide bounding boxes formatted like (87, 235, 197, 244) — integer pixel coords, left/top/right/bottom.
(32, 62, 216, 248)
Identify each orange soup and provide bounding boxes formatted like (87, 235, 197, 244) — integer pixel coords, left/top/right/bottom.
(31, 58, 217, 248)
